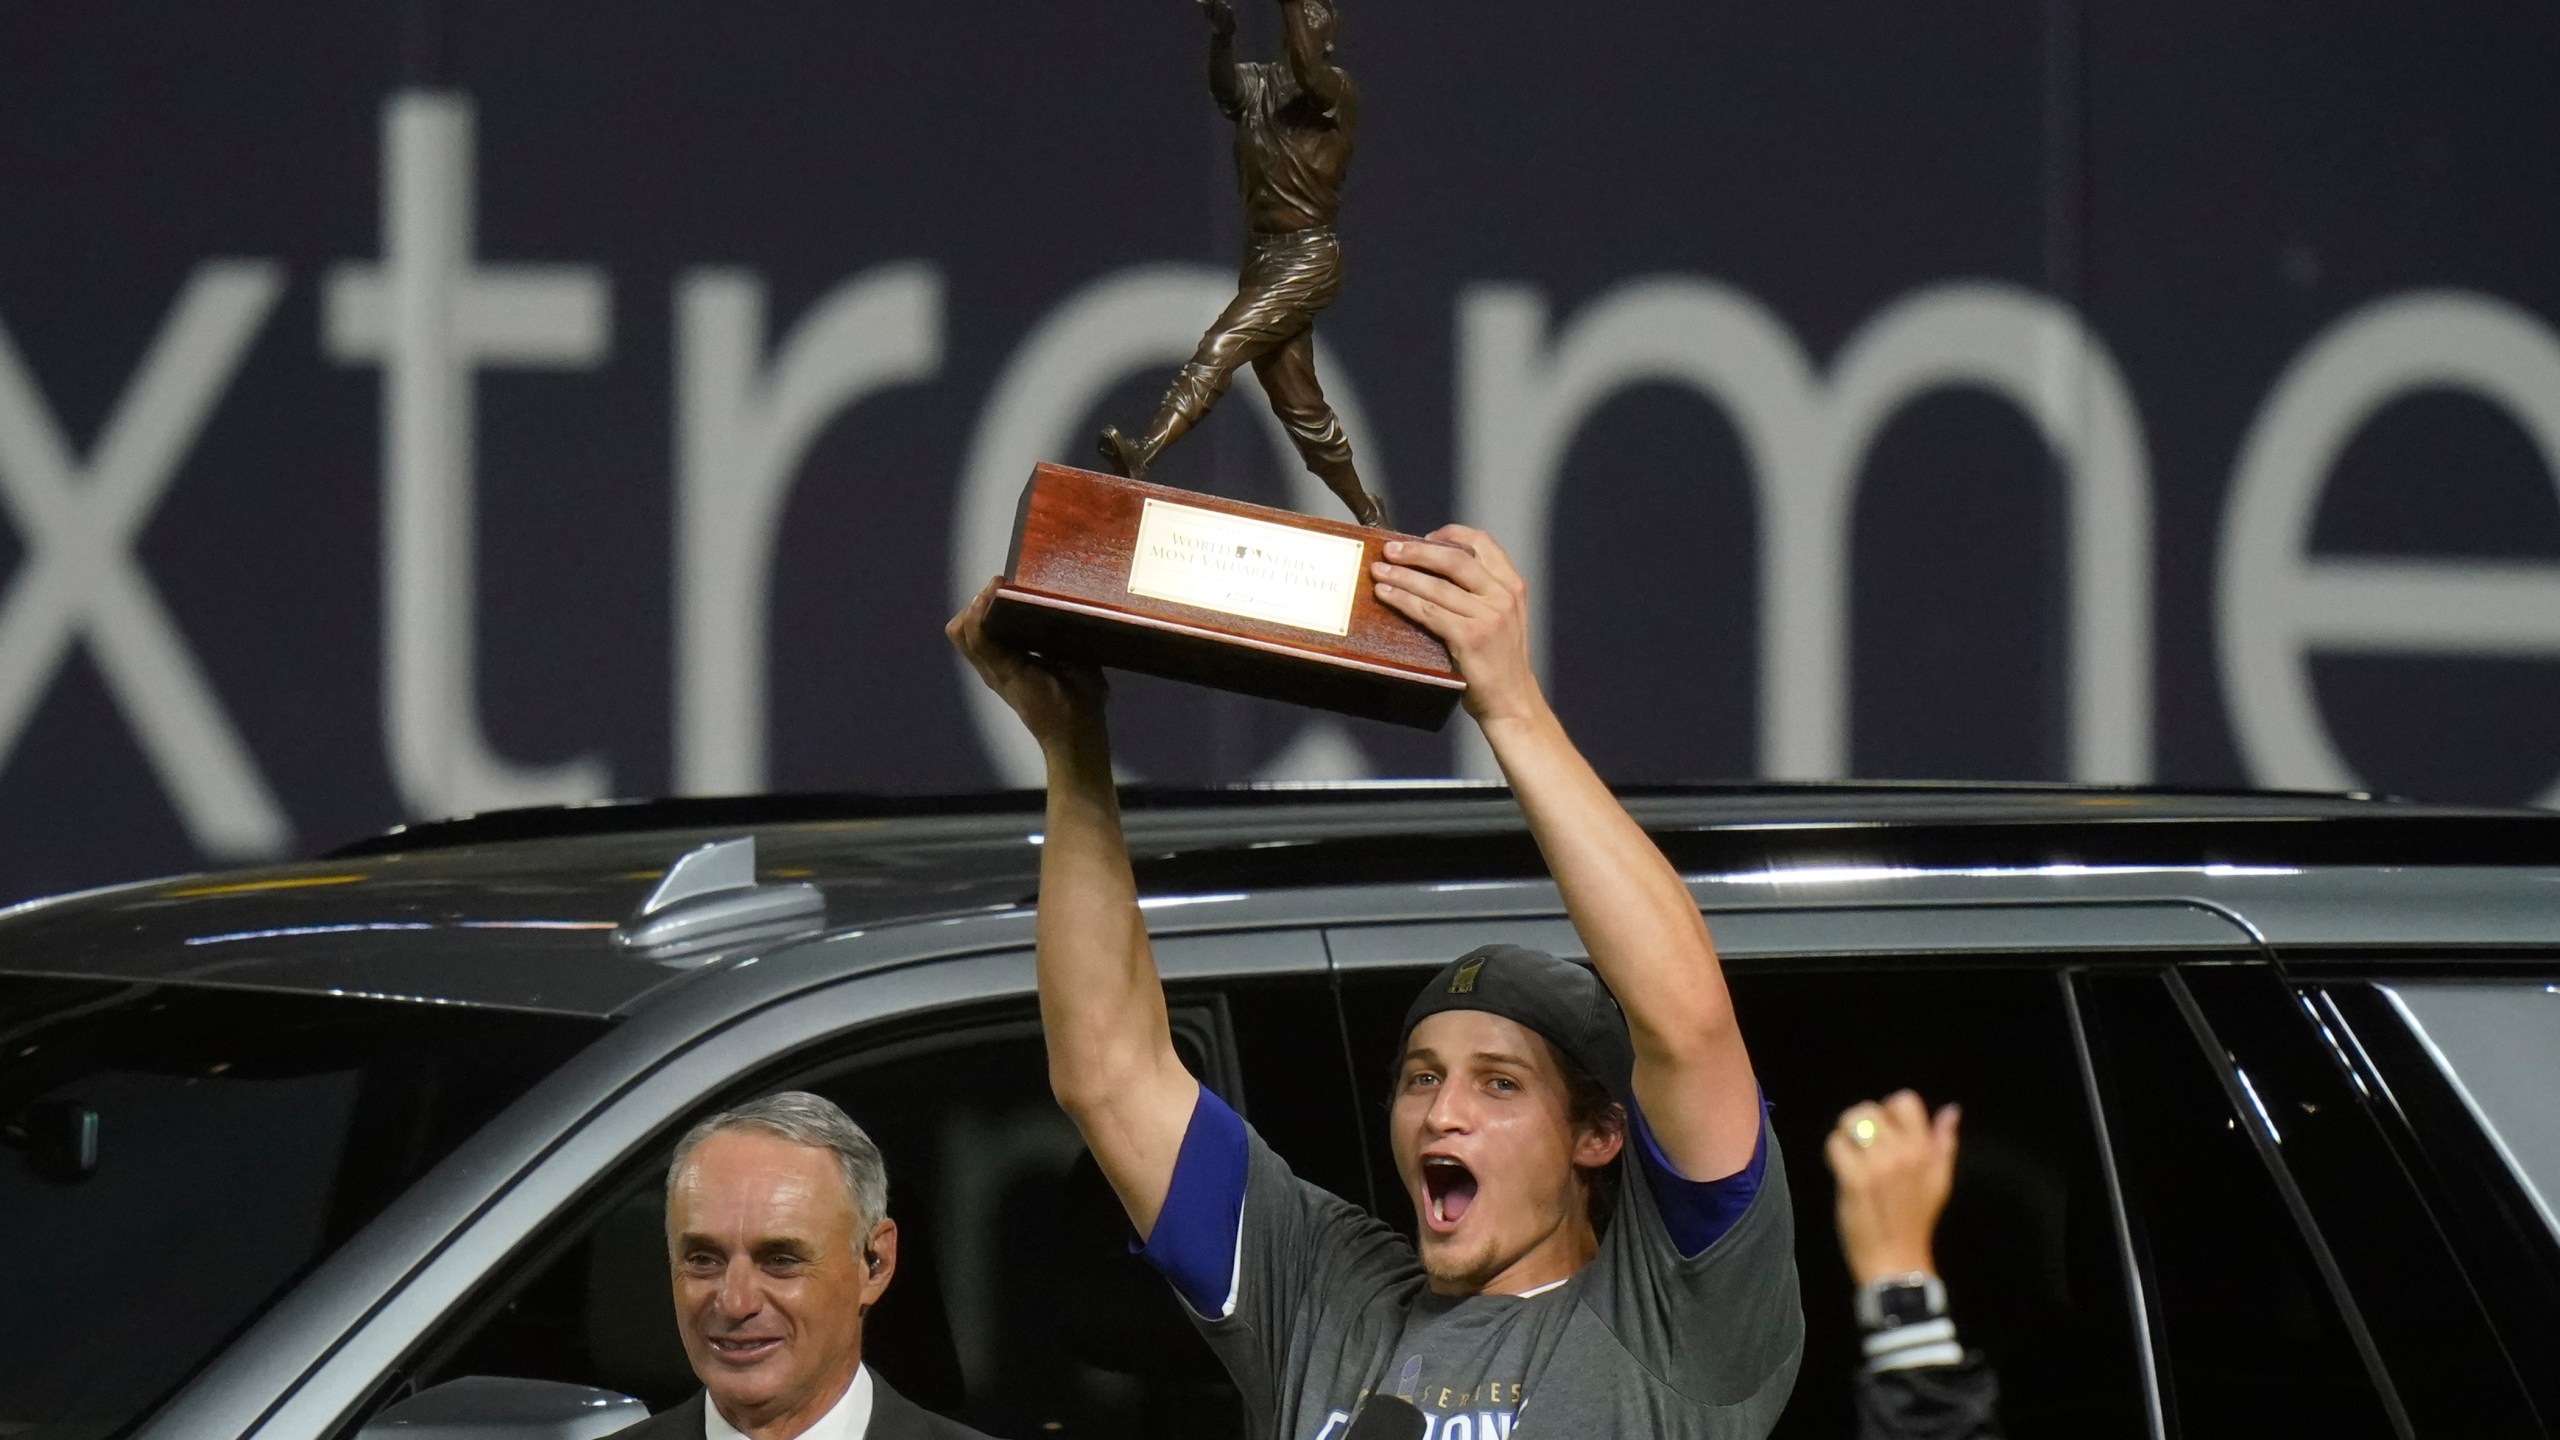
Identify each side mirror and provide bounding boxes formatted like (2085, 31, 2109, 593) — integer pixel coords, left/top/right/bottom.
(357, 1377, 647, 1440)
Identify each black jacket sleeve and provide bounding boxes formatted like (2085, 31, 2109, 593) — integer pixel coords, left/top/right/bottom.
(1853, 1356, 2006, 1440)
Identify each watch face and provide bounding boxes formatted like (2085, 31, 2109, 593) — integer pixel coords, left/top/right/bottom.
(1876, 1282, 1938, 1328)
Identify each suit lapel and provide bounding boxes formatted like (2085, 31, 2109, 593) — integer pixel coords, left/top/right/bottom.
(864, 1375, 919, 1440)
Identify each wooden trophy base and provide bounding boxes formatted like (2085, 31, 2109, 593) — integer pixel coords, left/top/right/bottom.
(986, 464, 1466, 731)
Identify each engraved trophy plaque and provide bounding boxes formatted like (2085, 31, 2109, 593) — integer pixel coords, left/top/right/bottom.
(985, 464, 1463, 729)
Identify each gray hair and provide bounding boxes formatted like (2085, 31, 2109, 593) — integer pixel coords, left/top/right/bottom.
(667, 1091, 889, 1230)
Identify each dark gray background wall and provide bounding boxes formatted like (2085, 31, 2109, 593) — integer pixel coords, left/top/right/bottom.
(4, 2, 2558, 901)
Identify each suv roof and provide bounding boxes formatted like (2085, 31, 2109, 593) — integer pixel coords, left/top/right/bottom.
(5, 783, 2556, 1020)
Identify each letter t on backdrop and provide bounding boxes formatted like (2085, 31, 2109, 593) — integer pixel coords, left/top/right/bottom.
(325, 89, 613, 821)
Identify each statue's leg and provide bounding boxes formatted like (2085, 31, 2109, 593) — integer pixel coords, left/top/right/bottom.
(1099, 292, 1270, 479)
(1255, 328, 1385, 528)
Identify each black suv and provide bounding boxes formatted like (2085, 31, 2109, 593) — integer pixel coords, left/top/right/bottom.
(3, 785, 2556, 1440)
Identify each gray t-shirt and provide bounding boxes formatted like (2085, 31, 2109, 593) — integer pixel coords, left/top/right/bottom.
(1187, 1120, 1802, 1440)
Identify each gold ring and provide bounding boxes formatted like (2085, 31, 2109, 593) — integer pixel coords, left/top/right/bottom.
(1850, 1116, 1880, 1149)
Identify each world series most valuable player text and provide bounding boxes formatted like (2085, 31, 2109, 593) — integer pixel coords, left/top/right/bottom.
(1124, 499, 1366, 638)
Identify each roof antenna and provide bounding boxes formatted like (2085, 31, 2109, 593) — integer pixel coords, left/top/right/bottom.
(615, 836, 825, 968)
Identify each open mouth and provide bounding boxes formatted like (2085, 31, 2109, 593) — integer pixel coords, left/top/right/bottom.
(708, 1335, 783, 1365)
(1421, 1155, 1478, 1232)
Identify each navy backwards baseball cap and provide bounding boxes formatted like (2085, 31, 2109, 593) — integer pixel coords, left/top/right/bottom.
(1399, 944, 1635, 1099)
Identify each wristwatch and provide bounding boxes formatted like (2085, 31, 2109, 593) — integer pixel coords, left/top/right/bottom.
(1854, 1271, 1947, 1332)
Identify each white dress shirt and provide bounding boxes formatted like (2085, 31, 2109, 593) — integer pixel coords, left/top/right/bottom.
(704, 1363, 874, 1440)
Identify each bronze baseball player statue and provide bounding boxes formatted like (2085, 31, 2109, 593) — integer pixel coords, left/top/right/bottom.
(1098, 0, 1387, 529)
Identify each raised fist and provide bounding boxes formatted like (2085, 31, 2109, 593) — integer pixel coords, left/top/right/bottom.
(1199, 0, 1237, 33)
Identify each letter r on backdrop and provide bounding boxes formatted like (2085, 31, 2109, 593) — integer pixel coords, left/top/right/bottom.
(673, 263, 944, 795)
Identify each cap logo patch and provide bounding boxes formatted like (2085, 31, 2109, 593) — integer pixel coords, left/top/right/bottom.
(1450, 956, 1487, 994)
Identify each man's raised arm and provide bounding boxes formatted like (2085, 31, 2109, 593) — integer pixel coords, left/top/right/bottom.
(1370, 532, 1762, 1183)
(948, 583, 1198, 1235)
(1202, 0, 1243, 118)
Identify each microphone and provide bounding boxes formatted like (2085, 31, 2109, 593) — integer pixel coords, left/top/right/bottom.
(1342, 1397, 1426, 1440)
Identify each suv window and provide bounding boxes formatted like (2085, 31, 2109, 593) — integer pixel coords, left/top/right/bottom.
(0, 977, 606, 1440)
(1336, 960, 2146, 1440)
(2181, 968, 2540, 1433)
(408, 985, 1301, 1440)
(2079, 971, 2396, 1438)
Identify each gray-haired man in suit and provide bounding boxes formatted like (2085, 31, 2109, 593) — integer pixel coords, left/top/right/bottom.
(609, 1093, 990, 1440)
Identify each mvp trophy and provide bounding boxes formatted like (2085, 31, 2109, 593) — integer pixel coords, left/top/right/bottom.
(983, 0, 1464, 730)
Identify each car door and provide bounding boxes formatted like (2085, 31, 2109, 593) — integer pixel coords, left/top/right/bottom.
(379, 998, 1250, 1440)
(1326, 916, 2159, 1440)
(188, 924, 1348, 1440)
(2081, 962, 2549, 1437)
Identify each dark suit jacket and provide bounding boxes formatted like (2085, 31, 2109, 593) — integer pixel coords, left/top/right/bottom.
(606, 1373, 997, 1440)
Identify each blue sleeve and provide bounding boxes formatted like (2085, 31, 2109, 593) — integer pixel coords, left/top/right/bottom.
(1631, 1092, 1769, 1259)
(1134, 1085, 1249, 1317)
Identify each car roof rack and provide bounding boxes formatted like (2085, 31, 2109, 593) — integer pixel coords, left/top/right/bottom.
(325, 779, 2418, 858)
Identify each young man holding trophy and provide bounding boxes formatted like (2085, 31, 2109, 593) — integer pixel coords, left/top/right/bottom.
(948, 527, 1803, 1438)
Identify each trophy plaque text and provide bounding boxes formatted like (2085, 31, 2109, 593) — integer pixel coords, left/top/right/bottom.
(986, 464, 1465, 730)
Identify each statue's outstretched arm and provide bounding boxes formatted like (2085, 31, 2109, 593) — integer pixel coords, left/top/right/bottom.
(1278, 0, 1348, 110)
(1202, 0, 1244, 118)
